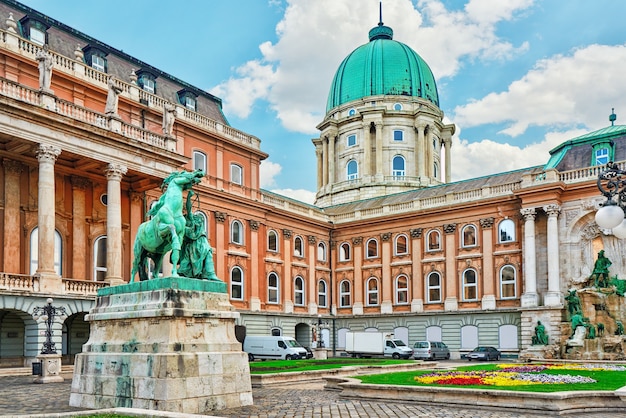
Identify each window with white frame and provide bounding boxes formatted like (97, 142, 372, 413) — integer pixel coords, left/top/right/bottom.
(433, 162, 439, 179)
(462, 269, 478, 301)
(462, 224, 477, 247)
(498, 219, 515, 243)
(339, 280, 351, 307)
(595, 146, 610, 165)
(347, 160, 358, 180)
(294, 236, 304, 257)
(427, 229, 441, 251)
(192, 150, 206, 172)
(500, 265, 517, 299)
(366, 277, 379, 305)
(230, 266, 244, 300)
(177, 89, 197, 111)
(294, 276, 305, 306)
(347, 134, 357, 147)
(366, 238, 378, 258)
(339, 242, 351, 261)
(318, 279, 327, 307)
(392, 155, 405, 177)
(393, 130, 404, 141)
(231, 220, 243, 245)
(317, 242, 326, 262)
(267, 272, 279, 303)
(91, 54, 106, 72)
(93, 235, 106, 281)
(30, 227, 62, 276)
(427, 272, 441, 303)
(393, 103, 402, 111)
(395, 275, 409, 304)
(394, 234, 408, 255)
(230, 163, 243, 185)
(138, 73, 156, 94)
(267, 230, 278, 252)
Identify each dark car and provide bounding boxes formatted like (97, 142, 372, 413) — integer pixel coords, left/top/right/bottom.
(467, 346, 501, 361)
(304, 346, 314, 359)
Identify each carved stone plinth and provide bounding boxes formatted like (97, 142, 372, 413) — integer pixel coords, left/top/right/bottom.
(34, 354, 64, 384)
(69, 277, 252, 414)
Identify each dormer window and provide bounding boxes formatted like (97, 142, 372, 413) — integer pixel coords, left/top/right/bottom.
(177, 89, 198, 111)
(137, 70, 157, 94)
(19, 16, 49, 46)
(82, 46, 108, 73)
(593, 144, 612, 166)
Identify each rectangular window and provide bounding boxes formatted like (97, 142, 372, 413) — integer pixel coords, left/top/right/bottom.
(143, 78, 155, 94)
(185, 96, 196, 111)
(92, 55, 105, 72)
(596, 148, 609, 165)
(30, 28, 45, 46)
(347, 134, 357, 147)
(393, 130, 403, 141)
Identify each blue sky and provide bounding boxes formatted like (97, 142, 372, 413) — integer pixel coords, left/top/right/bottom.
(19, 0, 626, 204)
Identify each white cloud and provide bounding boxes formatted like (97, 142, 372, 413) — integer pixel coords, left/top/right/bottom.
(259, 160, 282, 188)
(268, 188, 317, 205)
(453, 43, 626, 137)
(212, 0, 534, 134)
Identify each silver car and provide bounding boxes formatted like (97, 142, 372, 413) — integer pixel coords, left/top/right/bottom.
(413, 341, 450, 360)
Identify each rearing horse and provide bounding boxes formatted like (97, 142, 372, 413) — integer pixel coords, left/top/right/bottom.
(131, 170, 204, 282)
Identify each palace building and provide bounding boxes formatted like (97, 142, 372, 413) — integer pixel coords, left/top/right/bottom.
(0, 0, 624, 365)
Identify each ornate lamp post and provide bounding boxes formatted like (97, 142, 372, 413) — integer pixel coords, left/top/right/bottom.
(311, 314, 329, 348)
(32, 298, 67, 354)
(595, 161, 626, 238)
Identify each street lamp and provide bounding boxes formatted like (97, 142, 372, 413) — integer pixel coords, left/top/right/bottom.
(311, 315, 329, 348)
(32, 298, 67, 354)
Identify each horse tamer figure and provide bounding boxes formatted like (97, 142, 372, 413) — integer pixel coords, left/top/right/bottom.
(131, 170, 204, 281)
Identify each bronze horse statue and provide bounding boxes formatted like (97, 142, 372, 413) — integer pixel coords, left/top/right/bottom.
(131, 170, 204, 281)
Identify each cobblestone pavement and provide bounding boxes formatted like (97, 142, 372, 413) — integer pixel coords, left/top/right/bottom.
(1, 375, 626, 418)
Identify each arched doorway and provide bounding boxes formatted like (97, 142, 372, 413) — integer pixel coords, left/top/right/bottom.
(62, 312, 89, 364)
(0, 310, 26, 367)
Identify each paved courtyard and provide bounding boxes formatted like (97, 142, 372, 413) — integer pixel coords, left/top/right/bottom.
(1, 374, 626, 418)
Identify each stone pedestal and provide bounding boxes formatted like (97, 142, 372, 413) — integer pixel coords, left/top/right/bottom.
(313, 348, 327, 360)
(69, 277, 252, 414)
(34, 353, 64, 383)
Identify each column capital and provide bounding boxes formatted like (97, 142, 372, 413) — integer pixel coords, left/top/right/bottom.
(36, 144, 61, 163)
(214, 211, 226, 223)
(520, 207, 537, 220)
(543, 204, 561, 217)
(443, 223, 457, 234)
(105, 163, 127, 181)
(308, 235, 317, 244)
(248, 219, 259, 231)
(282, 229, 293, 238)
(410, 228, 423, 238)
(352, 236, 363, 245)
(380, 232, 392, 241)
(479, 217, 495, 229)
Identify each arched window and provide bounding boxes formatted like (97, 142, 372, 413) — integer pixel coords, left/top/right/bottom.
(347, 160, 358, 180)
(433, 162, 439, 179)
(271, 327, 282, 336)
(427, 272, 441, 303)
(30, 227, 63, 276)
(499, 324, 518, 350)
(339, 280, 351, 307)
(462, 224, 477, 247)
(230, 266, 244, 300)
(267, 229, 278, 252)
(461, 325, 479, 349)
(93, 235, 106, 281)
(339, 242, 351, 261)
(394, 234, 408, 255)
(231, 220, 243, 245)
(366, 238, 378, 258)
(499, 219, 515, 243)
(230, 163, 243, 185)
(462, 269, 478, 301)
(427, 229, 441, 251)
(318, 279, 327, 307)
(500, 265, 517, 299)
(395, 275, 409, 304)
(268, 272, 279, 303)
(426, 325, 442, 342)
(294, 236, 304, 257)
(317, 242, 326, 262)
(366, 277, 379, 306)
(195, 211, 209, 234)
(392, 155, 405, 177)
(294, 276, 305, 306)
(192, 150, 206, 172)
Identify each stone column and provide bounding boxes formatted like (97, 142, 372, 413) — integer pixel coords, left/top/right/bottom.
(327, 136, 335, 186)
(249, 220, 261, 311)
(380, 232, 392, 314)
(416, 122, 425, 179)
(352, 237, 364, 315)
(443, 135, 452, 183)
(321, 138, 328, 187)
(375, 122, 383, 179)
(521, 208, 538, 307)
(71, 176, 90, 280)
(363, 122, 371, 177)
(35, 144, 61, 285)
(443, 224, 458, 311)
(3, 159, 22, 273)
(425, 125, 433, 178)
(104, 163, 127, 285)
(544, 204, 562, 306)
(410, 228, 423, 312)
(480, 217, 496, 309)
(315, 144, 323, 189)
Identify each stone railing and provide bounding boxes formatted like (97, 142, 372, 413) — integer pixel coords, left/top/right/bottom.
(63, 278, 108, 295)
(0, 26, 261, 151)
(0, 273, 40, 292)
(259, 191, 328, 221)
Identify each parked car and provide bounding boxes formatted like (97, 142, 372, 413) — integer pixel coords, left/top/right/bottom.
(304, 346, 314, 359)
(466, 346, 501, 361)
(413, 341, 450, 360)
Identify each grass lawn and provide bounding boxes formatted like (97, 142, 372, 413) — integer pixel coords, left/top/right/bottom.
(356, 363, 626, 392)
(249, 358, 413, 374)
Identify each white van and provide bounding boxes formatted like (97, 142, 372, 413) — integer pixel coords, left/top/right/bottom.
(243, 336, 307, 361)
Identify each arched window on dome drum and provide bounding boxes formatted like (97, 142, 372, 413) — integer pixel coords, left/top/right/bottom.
(347, 160, 358, 180)
(392, 155, 405, 177)
(433, 162, 439, 179)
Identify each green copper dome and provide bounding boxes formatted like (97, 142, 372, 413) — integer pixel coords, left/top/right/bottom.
(326, 23, 439, 112)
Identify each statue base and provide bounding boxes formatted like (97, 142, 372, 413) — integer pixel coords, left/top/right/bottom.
(34, 354, 64, 384)
(69, 277, 252, 414)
